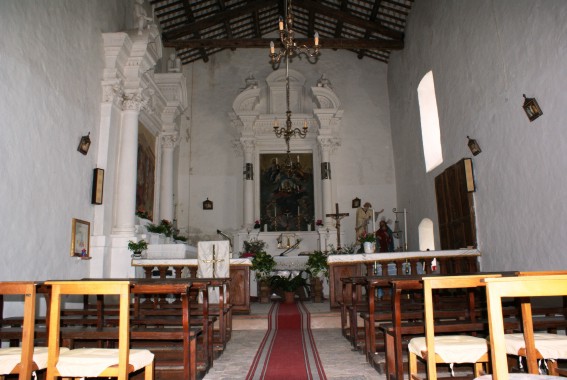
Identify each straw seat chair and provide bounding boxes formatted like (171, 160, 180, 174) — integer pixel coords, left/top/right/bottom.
(408, 274, 501, 380)
(484, 274, 567, 380)
(45, 280, 154, 380)
(0, 282, 63, 380)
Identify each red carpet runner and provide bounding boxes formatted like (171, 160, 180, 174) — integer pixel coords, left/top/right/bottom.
(246, 301, 327, 380)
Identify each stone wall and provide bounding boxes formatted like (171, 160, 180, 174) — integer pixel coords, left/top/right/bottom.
(0, 0, 131, 282)
(388, 0, 567, 270)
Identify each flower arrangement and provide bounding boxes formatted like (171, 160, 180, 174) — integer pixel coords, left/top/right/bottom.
(254, 219, 261, 229)
(251, 251, 276, 281)
(146, 219, 175, 237)
(358, 232, 376, 243)
(306, 251, 329, 278)
(315, 219, 323, 226)
(241, 239, 266, 258)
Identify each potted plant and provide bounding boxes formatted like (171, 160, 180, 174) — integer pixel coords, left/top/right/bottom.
(128, 240, 148, 258)
(270, 273, 308, 303)
(306, 250, 329, 303)
(358, 232, 377, 253)
(251, 251, 276, 303)
(241, 239, 267, 258)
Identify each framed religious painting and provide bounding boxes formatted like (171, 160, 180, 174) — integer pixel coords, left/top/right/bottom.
(259, 153, 314, 231)
(71, 218, 90, 258)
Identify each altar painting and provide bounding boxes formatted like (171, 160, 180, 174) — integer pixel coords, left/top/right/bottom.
(260, 153, 314, 231)
(136, 124, 155, 221)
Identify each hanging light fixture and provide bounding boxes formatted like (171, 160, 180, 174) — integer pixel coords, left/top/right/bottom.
(269, 0, 320, 159)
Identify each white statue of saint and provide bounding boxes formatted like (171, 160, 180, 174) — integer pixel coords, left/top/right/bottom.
(167, 52, 182, 73)
(134, 0, 153, 35)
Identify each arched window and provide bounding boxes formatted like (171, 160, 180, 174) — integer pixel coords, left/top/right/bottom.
(418, 218, 435, 251)
(417, 71, 443, 172)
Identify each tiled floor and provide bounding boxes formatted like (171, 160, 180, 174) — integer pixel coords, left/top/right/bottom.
(202, 300, 384, 379)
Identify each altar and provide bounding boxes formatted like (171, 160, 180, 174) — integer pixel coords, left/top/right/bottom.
(233, 229, 342, 257)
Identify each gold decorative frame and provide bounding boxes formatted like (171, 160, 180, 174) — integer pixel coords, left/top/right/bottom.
(71, 218, 90, 257)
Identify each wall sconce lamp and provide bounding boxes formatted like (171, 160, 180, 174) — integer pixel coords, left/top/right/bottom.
(467, 136, 482, 156)
(522, 94, 543, 122)
(77, 132, 91, 155)
(203, 198, 213, 210)
(243, 163, 253, 180)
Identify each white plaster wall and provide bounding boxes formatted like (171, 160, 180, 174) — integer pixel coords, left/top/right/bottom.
(179, 47, 397, 249)
(0, 0, 131, 281)
(388, 0, 567, 270)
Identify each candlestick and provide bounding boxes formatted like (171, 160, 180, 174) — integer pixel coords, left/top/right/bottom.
(403, 208, 408, 251)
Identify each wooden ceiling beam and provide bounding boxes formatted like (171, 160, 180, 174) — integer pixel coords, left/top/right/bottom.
(164, 0, 278, 40)
(296, 0, 403, 40)
(164, 37, 403, 50)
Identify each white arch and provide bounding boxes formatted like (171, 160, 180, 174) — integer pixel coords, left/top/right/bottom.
(418, 218, 435, 251)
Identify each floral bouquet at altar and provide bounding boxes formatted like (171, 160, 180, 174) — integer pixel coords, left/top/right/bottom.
(358, 232, 377, 253)
(240, 238, 267, 258)
(358, 232, 376, 243)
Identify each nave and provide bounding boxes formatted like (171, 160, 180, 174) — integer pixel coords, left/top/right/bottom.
(202, 301, 381, 380)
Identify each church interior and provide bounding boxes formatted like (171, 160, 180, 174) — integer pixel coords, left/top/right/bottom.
(1, 0, 567, 379)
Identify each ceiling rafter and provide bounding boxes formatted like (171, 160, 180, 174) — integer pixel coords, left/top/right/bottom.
(150, 0, 414, 65)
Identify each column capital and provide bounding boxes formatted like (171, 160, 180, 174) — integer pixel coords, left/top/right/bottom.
(160, 132, 180, 149)
(240, 137, 256, 156)
(317, 136, 341, 153)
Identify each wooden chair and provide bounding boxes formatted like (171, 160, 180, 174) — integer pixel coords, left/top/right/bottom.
(408, 274, 500, 380)
(484, 274, 567, 380)
(0, 282, 51, 380)
(45, 280, 154, 380)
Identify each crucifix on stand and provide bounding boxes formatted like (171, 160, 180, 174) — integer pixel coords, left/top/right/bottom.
(200, 245, 225, 278)
(326, 203, 349, 250)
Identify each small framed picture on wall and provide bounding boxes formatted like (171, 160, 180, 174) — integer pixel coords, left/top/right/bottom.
(71, 218, 90, 258)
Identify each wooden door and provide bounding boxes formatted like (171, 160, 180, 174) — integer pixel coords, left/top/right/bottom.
(435, 158, 477, 249)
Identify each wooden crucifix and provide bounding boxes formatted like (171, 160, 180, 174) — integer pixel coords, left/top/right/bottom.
(326, 203, 349, 250)
(200, 245, 224, 278)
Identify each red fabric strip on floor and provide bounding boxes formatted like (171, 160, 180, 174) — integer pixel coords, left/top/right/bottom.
(246, 301, 326, 380)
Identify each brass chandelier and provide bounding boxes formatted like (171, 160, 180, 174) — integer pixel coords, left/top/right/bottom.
(269, 0, 320, 158)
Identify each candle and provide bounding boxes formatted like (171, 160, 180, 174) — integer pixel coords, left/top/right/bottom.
(371, 209, 375, 234)
(297, 206, 300, 214)
(296, 155, 299, 163)
(404, 208, 408, 251)
(270, 41, 275, 54)
(274, 205, 277, 217)
(275, 157, 278, 164)
(314, 31, 319, 46)
(279, 17, 284, 31)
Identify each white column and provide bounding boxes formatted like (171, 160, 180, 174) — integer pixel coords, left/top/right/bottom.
(241, 138, 256, 228)
(318, 137, 334, 227)
(159, 133, 178, 222)
(114, 94, 146, 235)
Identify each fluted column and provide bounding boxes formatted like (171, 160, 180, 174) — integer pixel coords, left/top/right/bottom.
(241, 138, 256, 228)
(114, 93, 147, 235)
(160, 133, 179, 222)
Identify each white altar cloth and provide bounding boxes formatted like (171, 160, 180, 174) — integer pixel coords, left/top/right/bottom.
(326, 248, 480, 264)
